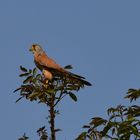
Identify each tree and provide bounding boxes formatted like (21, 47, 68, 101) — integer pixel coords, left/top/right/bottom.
(14, 65, 90, 140)
(76, 89, 140, 140)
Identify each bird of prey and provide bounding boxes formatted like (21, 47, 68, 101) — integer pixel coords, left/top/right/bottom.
(29, 44, 92, 86)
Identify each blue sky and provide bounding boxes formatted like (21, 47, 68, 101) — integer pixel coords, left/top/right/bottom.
(1, 0, 140, 139)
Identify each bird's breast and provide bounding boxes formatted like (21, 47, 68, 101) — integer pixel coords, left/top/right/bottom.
(42, 69, 53, 80)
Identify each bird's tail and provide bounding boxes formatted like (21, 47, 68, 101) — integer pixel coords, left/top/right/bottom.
(67, 71, 92, 86)
(58, 67, 92, 86)
(78, 78, 92, 86)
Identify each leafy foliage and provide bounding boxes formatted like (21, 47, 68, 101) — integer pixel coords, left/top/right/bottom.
(37, 126, 48, 140)
(18, 127, 48, 140)
(15, 66, 89, 140)
(18, 133, 29, 140)
(14, 66, 86, 104)
(76, 89, 140, 140)
(125, 88, 140, 102)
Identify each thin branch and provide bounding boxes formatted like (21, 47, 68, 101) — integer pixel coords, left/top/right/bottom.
(49, 94, 56, 140)
(54, 93, 67, 107)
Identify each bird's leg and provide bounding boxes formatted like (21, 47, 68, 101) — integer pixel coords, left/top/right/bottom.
(45, 79, 49, 84)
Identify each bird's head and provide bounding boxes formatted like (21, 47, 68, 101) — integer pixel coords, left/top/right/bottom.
(29, 44, 44, 55)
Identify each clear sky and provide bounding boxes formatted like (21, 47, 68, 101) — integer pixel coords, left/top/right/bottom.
(1, 0, 140, 139)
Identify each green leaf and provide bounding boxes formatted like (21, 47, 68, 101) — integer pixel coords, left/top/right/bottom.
(64, 65, 73, 69)
(18, 133, 29, 140)
(54, 129, 62, 132)
(20, 66, 27, 72)
(68, 92, 77, 102)
(28, 92, 40, 100)
(19, 73, 30, 77)
(36, 74, 41, 78)
(46, 89, 55, 95)
(102, 122, 114, 136)
(23, 76, 33, 84)
(33, 68, 37, 75)
(75, 132, 87, 140)
(90, 117, 107, 127)
(112, 128, 116, 136)
(32, 78, 37, 83)
(37, 126, 46, 133)
(82, 125, 90, 128)
(29, 69, 32, 74)
(15, 97, 24, 103)
(131, 125, 138, 135)
(13, 87, 22, 93)
(124, 88, 140, 102)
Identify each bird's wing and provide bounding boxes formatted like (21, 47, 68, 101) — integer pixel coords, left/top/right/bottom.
(35, 52, 63, 70)
(35, 52, 86, 79)
(34, 52, 92, 86)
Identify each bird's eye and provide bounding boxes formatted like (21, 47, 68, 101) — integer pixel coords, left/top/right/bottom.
(32, 45, 36, 50)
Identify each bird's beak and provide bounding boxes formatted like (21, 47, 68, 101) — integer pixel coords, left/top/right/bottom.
(29, 46, 34, 52)
(29, 48, 32, 52)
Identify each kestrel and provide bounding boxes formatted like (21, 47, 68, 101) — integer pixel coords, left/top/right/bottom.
(29, 44, 92, 86)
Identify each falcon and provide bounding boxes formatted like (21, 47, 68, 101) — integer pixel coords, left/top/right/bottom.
(29, 44, 92, 86)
